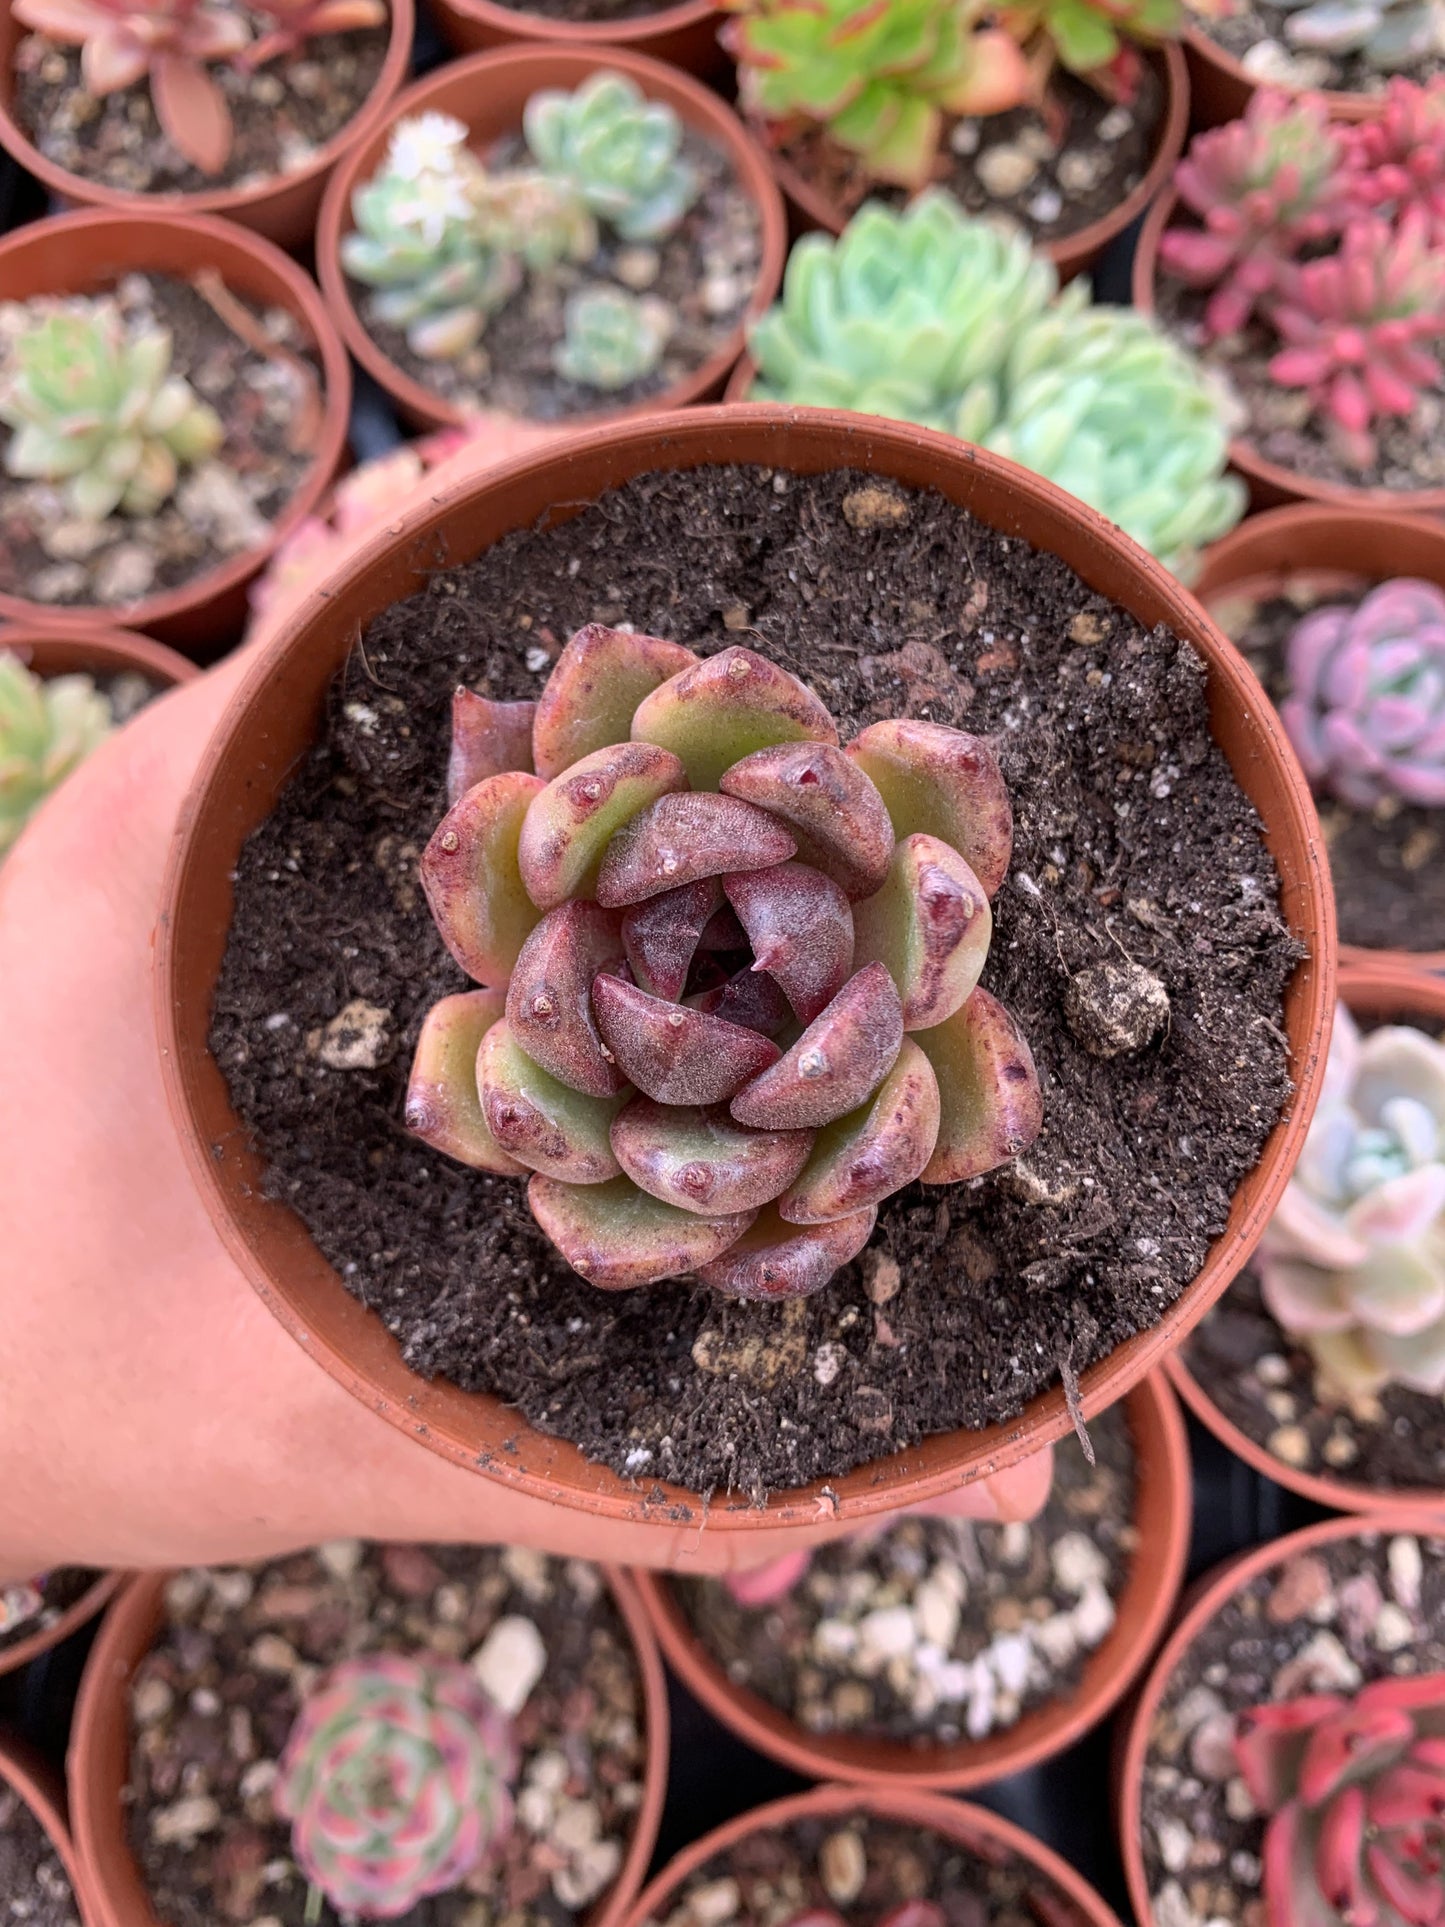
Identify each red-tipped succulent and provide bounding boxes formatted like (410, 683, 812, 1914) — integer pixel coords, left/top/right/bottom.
(1234, 1673, 1445, 1927)
(242, 0, 389, 67)
(407, 625, 1042, 1299)
(1344, 78, 1445, 248)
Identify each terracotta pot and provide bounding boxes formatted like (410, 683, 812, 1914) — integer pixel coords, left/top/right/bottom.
(428, 0, 725, 81)
(315, 45, 788, 434)
(1194, 503, 1445, 975)
(69, 1565, 669, 1927)
(0, 210, 352, 657)
(0, 624, 197, 692)
(0, 0, 415, 253)
(1133, 189, 1445, 516)
(0, 1571, 124, 1687)
(623, 1783, 1126, 1927)
(750, 45, 1189, 283)
(1116, 1506, 1445, 1927)
(1167, 961, 1445, 1514)
(633, 1370, 1192, 1788)
(1183, 24, 1390, 131)
(0, 1735, 93, 1927)
(154, 403, 1335, 1536)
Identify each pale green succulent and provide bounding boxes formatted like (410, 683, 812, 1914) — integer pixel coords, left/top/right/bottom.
(470, 169, 598, 274)
(0, 653, 113, 858)
(747, 192, 1246, 577)
(555, 287, 674, 391)
(0, 306, 223, 522)
(524, 70, 700, 244)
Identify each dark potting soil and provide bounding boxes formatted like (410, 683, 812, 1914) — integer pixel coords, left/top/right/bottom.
(1156, 270, 1445, 496)
(0, 1783, 79, 1927)
(1182, 0, 1445, 96)
(127, 1546, 647, 1927)
(494, 0, 683, 19)
(11, 22, 389, 196)
(643, 1811, 1090, 1927)
(774, 67, 1162, 247)
(0, 1567, 98, 1658)
(354, 132, 761, 422)
(0, 274, 322, 611)
(1207, 581, 1445, 955)
(1139, 1526, 1445, 1927)
(674, 1405, 1136, 1746)
(209, 463, 1297, 1498)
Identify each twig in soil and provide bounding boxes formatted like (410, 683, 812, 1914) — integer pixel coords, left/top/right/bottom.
(1059, 1353, 1096, 1465)
(189, 269, 323, 455)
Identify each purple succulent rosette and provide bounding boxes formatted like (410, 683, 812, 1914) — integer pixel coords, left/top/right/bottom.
(275, 1652, 518, 1921)
(1280, 577, 1445, 811)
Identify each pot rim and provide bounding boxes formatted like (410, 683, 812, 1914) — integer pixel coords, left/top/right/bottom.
(68, 1562, 670, 1927)
(0, 1570, 125, 1684)
(0, 208, 353, 639)
(1116, 1505, 1445, 1927)
(1182, 22, 1393, 122)
(0, 624, 198, 689)
(0, 1735, 91, 1926)
(154, 401, 1336, 1527)
(434, 0, 719, 46)
(314, 41, 788, 432)
(633, 1369, 1192, 1787)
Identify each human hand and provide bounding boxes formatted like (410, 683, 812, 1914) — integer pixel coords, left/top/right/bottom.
(0, 645, 1054, 1580)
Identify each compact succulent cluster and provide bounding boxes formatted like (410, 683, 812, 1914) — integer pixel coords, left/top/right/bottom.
(0, 655, 113, 861)
(722, 0, 1180, 191)
(343, 77, 696, 389)
(1234, 1673, 1445, 1927)
(1257, 1001, 1445, 1401)
(1160, 80, 1445, 469)
(13, 0, 388, 174)
(1281, 577, 1445, 810)
(407, 624, 1043, 1299)
(275, 1653, 518, 1921)
(745, 192, 1244, 577)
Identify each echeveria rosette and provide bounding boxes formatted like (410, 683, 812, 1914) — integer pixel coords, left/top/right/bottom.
(1280, 577, 1445, 811)
(1345, 78, 1445, 246)
(0, 653, 113, 860)
(1257, 1002, 1445, 1401)
(1233, 1675, 1445, 1927)
(523, 71, 699, 245)
(407, 626, 1043, 1299)
(275, 1653, 518, 1922)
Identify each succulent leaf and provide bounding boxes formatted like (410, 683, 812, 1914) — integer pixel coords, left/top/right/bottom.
(631, 646, 839, 791)
(621, 878, 723, 1000)
(779, 1037, 941, 1223)
(523, 70, 700, 243)
(687, 967, 795, 1037)
(448, 688, 537, 802)
(916, 986, 1044, 1182)
(476, 1018, 624, 1182)
(851, 832, 991, 1030)
(597, 791, 797, 907)
(554, 288, 674, 393)
(505, 900, 628, 1098)
(517, 742, 687, 910)
(532, 624, 698, 780)
(611, 1098, 813, 1213)
(405, 989, 528, 1176)
(528, 1173, 755, 1288)
(846, 719, 1013, 898)
(0, 654, 112, 858)
(421, 771, 545, 986)
(696, 1202, 879, 1299)
(592, 974, 782, 1104)
(719, 740, 895, 899)
(723, 862, 854, 1025)
(731, 962, 904, 1131)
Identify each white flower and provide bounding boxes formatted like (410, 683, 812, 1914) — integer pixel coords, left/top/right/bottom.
(386, 112, 471, 183)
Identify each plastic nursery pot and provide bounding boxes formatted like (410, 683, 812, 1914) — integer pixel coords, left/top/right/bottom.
(315, 44, 788, 434)
(1166, 961, 1445, 1514)
(751, 44, 1189, 284)
(427, 0, 725, 82)
(156, 403, 1335, 1540)
(632, 1370, 1192, 1788)
(0, 1570, 124, 1687)
(0, 1735, 92, 1927)
(1116, 1505, 1445, 1927)
(622, 1782, 1127, 1927)
(1133, 188, 1445, 516)
(0, 209, 352, 657)
(68, 1565, 670, 1927)
(1194, 502, 1445, 975)
(1182, 23, 1392, 131)
(0, 0, 415, 253)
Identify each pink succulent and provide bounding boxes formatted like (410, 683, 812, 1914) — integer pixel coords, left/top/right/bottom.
(242, 0, 389, 68)
(1344, 77, 1445, 248)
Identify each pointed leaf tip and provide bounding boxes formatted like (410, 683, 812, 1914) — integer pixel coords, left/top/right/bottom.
(447, 688, 536, 802)
(506, 900, 628, 1098)
(846, 719, 1013, 897)
(405, 990, 527, 1175)
(597, 792, 796, 907)
(724, 861, 853, 1025)
(632, 645, 839, 791)
(720, 741, 894, 899)
(517, 741, 686, 910)
(592, 973, 782, 1106)
(611, 1098, 812, 1214)
(779, 1038, 940, 1223)
(696, 1202, 878, 1300)
(421, 770, 545, 986)
(731, 963, 904, 1131)
(528, 1174, 754, 1289)
(532, 624, 698, 780)
(477, 1018, 624, 1183)
(916, 987, 1042, 1183)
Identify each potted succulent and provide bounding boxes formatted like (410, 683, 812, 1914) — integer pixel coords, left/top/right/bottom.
(1119, 1508, 1445, 1927)
(725, 191, 1247, 582)
(0, 208, 351, 653)
(154, 403, 1333, 1538)
(1170, 962, 1445, 1512)
(427, 0, 725, 84)
(1134, 81, 1445, 513)
(0, 0, 415, 251)
(624, 1783, 1126, 1927)
(0, 1736, 87, 1927)
(70, 1546, 668, 1927)
(633, 1370, 1191, 1788)
(719, 0, 1190, 279)
(1194, 503, 1445, 969)
(316, 46, 787, 432)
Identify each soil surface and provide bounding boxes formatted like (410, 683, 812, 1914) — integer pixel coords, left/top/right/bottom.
(1139, 1527, 1445, 1927)
(127, 1546, 648, 1927)
(12, 20, 389, 196)
(0, 274, 322, 611)
(0, 1569, 98, 1659)
(354, 132, 760, 422)
(1206, 580, 1445, 955)
(644, 1811, 1089, 1927)
(210, 464, 1297, 1498)
(774, 68, 1160, 247)
(1156, 269, 1445, 496)
(1182, 0, 1445, 95)
(0, 1784, 78, 1927)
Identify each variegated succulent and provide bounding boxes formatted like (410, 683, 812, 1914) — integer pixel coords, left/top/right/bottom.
(407, 627, 1043, 1298)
